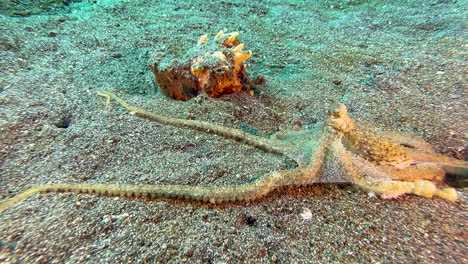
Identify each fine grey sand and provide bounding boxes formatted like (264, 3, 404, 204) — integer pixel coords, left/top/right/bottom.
(0, 1, 467, 263)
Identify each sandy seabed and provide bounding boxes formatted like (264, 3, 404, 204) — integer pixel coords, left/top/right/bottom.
(0, 0, 466, 263)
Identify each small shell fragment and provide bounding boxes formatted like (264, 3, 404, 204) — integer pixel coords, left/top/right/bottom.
(197, 34, 208, 46)
(214, 30, 224, 40)
(223, 32, 239, 46)
(233, 43, 244, 53)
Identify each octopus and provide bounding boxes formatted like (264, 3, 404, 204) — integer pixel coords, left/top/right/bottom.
(149, 31, 254, 100)
(0, 91, 465, 214)
(326, 104, 465, 200)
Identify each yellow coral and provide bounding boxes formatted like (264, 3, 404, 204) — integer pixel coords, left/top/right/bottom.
(150, 30, 254, 100)
(190, 31, 253, 97)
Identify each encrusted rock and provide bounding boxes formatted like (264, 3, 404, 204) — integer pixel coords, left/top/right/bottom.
(149, 31, 253, 100)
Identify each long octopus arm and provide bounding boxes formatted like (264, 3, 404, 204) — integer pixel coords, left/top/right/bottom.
(331, 138, 458, 201)
(385, 131, 468, 182)
(0, 171, 296, 213)
(97, 91, 298, 166)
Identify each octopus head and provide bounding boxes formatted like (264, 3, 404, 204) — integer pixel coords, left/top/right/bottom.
(328, 104, 356, 134)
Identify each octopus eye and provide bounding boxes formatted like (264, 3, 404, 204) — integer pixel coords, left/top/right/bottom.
(328, 110, 339, 118)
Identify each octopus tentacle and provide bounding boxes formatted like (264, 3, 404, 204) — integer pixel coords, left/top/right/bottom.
(0, 171, 290, 213)
(97, 91, 298, 166)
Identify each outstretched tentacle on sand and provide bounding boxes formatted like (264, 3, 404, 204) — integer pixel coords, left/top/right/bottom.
(0, 171, 289, 213)
(97, 91, 298, 166)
